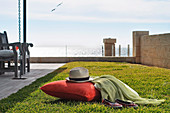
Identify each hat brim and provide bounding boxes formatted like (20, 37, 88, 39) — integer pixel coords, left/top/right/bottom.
(65, 77, 93, 83)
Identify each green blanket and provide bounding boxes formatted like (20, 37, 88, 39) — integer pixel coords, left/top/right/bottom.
(91, 75, 165, 105)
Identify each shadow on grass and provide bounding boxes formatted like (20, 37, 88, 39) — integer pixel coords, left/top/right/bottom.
(44, 98, 102, 107)
(43, 99, 101, 107)
(44, 99, 127, 111)
(44, 99, 83, 106)
(0, 67, 67, 113)
(44, 99, 155, 110)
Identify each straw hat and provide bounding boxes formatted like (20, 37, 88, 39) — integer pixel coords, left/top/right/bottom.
(66, 67, 93, 83)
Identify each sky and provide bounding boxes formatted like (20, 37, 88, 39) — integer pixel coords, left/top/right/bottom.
(0, 0, 170, 47)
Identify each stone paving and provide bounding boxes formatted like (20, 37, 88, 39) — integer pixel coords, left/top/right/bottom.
(0, 63, 65, 100)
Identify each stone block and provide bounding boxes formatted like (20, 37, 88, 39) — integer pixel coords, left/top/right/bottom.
(160, 36, 170, 46)
(103, 38, 116, 44)
(167, 51, 170, 60)
(105, 44, 113, 49)
(163, 59, 170, 68)
(141, 46, 152, 58)
(135, 46, 141, 57)
(156, 46, 169, 59)
(166, 59, 170, 68)
(140, 36, 146, 46)
(136, 57, 141, 64)
(105, 50, 112, 56)
(152, 58, 165, 68)
(133, 35, 140, 46)
(125, 57, 136, 63)
(133, 31, 149, 45)
(141, 56, 153, 65)
(138, 32, 170, 69)
(133, 31, 149, 36)
(104, 39, 116, 56)
(147, 46, 156, 58)
(133, 31, 149, 57)
(142, 36, 155, 46)
(151, 37, 161, 46)
(133, 47, 136, 56)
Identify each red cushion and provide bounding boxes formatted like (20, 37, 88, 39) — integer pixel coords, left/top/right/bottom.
(40, 80, 101, 101)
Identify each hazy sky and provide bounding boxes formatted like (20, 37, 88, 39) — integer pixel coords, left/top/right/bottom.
(0, 0, 170, 47)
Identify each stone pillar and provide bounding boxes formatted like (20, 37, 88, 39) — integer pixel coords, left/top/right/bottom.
(127, 44, 130, 57)
(119, 45, 121, 56)
(133, 31, 149, 63)
(103, 38, 116, 56)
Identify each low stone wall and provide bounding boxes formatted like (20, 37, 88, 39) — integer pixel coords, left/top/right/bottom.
(30, 57, 136, 63)
(30, 31, 170, 69)
(140, 33, 170, 68)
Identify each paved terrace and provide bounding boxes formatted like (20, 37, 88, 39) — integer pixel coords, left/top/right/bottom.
(0, 63, 65, 100)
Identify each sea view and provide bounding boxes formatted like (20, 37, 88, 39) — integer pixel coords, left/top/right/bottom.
(29, 46, 133, 57)
(0, 0, 169, 113)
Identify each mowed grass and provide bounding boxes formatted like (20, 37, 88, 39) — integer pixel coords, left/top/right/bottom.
(0, 62, 169, 113)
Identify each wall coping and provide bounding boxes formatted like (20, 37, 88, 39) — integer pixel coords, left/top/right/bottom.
(30, 57, 136, 63)
(148, 33, 170, 37)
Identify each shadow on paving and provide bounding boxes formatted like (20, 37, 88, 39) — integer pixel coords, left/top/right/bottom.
(0, 67, 67, 113)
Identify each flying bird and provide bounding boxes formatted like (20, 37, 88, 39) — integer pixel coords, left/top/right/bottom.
(51, 2, 63, 12)
(57, 2, 63, 7)
(51, 8, 56, 12)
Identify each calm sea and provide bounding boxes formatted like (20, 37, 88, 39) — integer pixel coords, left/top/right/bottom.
(29, 46, 133, 57)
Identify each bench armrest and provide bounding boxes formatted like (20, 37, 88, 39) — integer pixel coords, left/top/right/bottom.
(0, 43, 11, 47)
(26, 43, 33, 47)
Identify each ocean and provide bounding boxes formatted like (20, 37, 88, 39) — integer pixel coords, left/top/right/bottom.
(29, 46, 133, 57)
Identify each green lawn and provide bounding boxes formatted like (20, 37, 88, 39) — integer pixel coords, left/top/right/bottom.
(0, 62, 169, 113)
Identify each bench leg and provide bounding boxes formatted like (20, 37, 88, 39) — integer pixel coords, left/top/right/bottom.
(23, 55, 26, 74)
(14, 59, 18, 78)
(0, 61, 2, 75)
(27, 58, 30, 72)
(20, 59, 24, 76)
(0, 61, 5, 75)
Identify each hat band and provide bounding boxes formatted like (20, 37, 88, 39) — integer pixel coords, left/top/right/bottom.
(69, 76, 90, 81)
